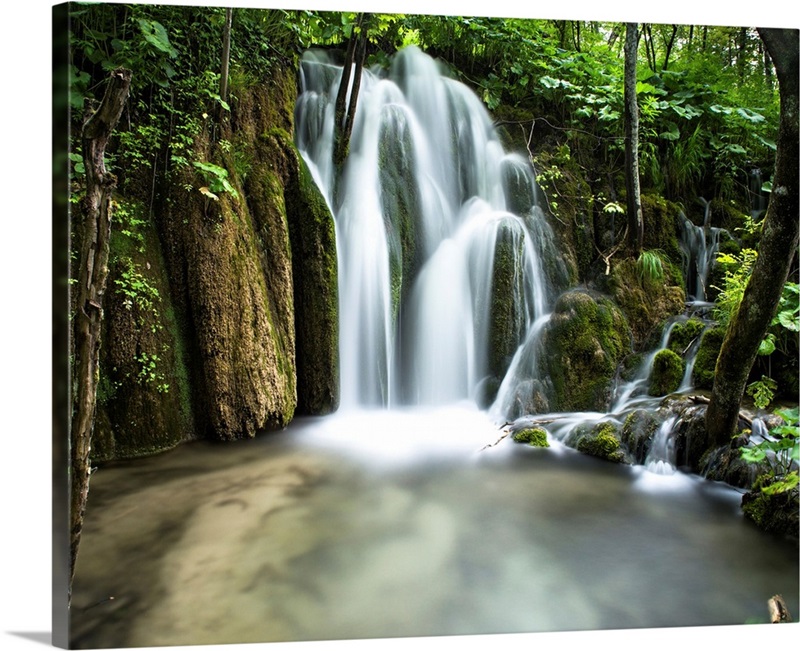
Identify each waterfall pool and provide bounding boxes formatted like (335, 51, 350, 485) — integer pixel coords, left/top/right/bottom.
(70, 405, 799, 649)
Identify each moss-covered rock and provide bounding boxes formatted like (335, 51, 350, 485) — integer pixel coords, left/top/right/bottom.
(708, 198, 748, 233)
(608, 257, 686, 349)
(487, 223, 526, 380)
(576, 421, 627, 463)
(692, 326, 726, 390)
(538, 290, 632, 412)
(621, 409, 662, 464)
(667, 318, 705, 355)
(648, 349, 685, 396)
(93, 199, 194, 462)
(270, 130, 340, 415)
(741, 483, 800, 540)
(512, 427, 550, 448)
(641, 194, 684, 265)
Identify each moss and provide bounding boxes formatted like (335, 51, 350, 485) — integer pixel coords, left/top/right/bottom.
(488, 224, 526, 379)
(741, 485, 799, 539)
(668, 318, 705, 355)
(272, 130, 340, 415)
(640, 194, 684, 266)
(576, 421, 626, 463)
(512, 427, 550, 448)
(538, 290, 632, 412)
(621, 409, 661, 464)
(692, 326, 726, 390)
(708, 198, 748, 233)
(609, 257, 686, 349)
(93, 198, 195, 462)
(378, 111, 420, 318)
(648, 349, 685, 396)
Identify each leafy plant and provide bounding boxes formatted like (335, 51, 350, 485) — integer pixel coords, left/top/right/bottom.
(636, 250, 665, 285)
(741, 406, 800, 495)
(192, 161, 239, 200)
(746, 375, 777, 410)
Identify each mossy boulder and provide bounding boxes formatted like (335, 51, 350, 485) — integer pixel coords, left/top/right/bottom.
(538, 290, 632, 412)
(641, 194, 684, 265)
(648, 349, 685, 396)
(708, 198, 748, 233)
(576, 421, 627, 463)
(608, 257, 686, 349)
(692, 326, 726, 390)
(741, 483, 799, 540)
(667, 318, 705, 355)
(512, 427, 550, 448)
(620, 409, 662, 464)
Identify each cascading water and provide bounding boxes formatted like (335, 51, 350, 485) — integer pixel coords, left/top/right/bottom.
(295, 46, 562, 409)
(679, 200, 726, 303)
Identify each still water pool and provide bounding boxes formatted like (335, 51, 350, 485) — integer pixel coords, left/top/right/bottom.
(70, 405, 799, 648)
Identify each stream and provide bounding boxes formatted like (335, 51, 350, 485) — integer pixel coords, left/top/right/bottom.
(70, 405, 798, 648)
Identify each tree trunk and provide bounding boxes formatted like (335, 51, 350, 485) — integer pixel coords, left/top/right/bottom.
(70, 68, 131, 598)
(220, 7, 233, 105)
(706, 28, 799, 447)
(663, 25, 678, 70)
(333, 13, 367, 166)
(624, 23, 644, 256)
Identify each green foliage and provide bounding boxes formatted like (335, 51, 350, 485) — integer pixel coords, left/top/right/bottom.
(193, 161, 239, 200)
(746, 376, 777, 410)
(636, 250, 665, 286)
(114, 257, 162, 332)
(740, 407, 799, 496)
(712, 248, 758, 327)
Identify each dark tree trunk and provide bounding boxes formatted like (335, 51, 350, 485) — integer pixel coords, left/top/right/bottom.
(706, 29, 799, 447)
(737, 27, 749, 83)
(624, 23, 644, 256)
(220, 7, 233, 105)
(663, 24, 678, 70)
(333, 13, 368, 166)
(70, 68, 131, 598)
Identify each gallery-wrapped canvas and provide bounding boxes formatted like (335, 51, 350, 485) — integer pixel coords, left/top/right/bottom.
(51, 1, 798, 650)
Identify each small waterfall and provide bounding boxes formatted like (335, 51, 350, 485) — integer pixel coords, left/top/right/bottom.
(295, 46, 561, 409)
(645, 416, 679, 474)
(679, 201, 725, 303)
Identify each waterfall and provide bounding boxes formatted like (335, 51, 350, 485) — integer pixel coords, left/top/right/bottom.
(645, 416, 679, 474)
(679, 201, 725, 304)
(295, 46, 561, 409)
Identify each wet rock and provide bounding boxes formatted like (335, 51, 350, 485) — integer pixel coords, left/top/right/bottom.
(537, 289, 632, 412)
(648, 349, 685, 396)
(621, 409, 663, 464)
(575, 421, 628, 463)
(512, 427, 550, 448)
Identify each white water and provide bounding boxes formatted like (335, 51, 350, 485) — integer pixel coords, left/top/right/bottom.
(296, 46, 560, 409)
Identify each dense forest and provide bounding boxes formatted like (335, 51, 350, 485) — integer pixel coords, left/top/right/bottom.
(59, 1, 798, 621)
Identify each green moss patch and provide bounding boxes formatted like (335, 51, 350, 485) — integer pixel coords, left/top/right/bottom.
(538, 290, 632, 412)
(692, 326, 726, 390)
(576, 421, 627, 463)
(512, 427, 550, 448)
(648, 349, 685, 396)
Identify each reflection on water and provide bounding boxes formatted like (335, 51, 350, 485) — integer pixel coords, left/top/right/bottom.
(70, 407, 799, 648)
